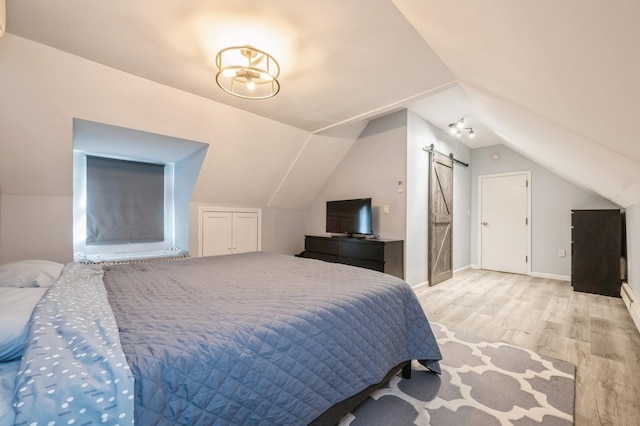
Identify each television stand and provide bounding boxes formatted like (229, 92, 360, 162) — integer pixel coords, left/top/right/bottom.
(301, 235, 404, 279)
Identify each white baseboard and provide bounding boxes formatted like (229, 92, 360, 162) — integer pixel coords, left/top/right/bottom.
(410, 265, 472, 290)
(530, 272, 571, 282)
(621, 283, 640, 333)
(470, 265, 569, 281)
(411, 280, 429, 290)
(454, 265, 471, 274)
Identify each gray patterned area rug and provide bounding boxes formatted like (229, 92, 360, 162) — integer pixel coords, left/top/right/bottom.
(340, 322, 575, 425)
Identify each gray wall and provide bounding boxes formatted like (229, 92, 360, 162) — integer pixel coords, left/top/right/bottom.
(305, 111, 409, 241)
(406, 111, 471, 285)
(185, 203, 307, 259)
(260, 207, 307, 255)
(471, 145, 620, 278)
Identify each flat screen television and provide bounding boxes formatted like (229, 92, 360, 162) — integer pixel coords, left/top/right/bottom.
(326, 198, 372, 236)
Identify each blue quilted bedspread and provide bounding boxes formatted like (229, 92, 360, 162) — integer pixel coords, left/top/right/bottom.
(12, 263, 135, 425)
(102, 252, 441, 425)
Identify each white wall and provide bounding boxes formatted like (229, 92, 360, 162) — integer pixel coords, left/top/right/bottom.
(0, 35, 315, 264)
(471, 144, 620, 278)
(0, 194, 72, 263)
(625, 203, 640, 297)
(405, 114, 429, 285)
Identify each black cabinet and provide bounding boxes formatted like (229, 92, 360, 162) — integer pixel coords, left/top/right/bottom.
(571, 209, 622, 297)
(301, 235, 404, 279)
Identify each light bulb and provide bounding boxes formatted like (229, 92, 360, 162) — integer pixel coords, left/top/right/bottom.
(449, 124, 457, 135)
(469, 129, 475, 138)
(456, 129, 462, 137)
(456, 118, 465, 129)
(246, 79, 256, 91)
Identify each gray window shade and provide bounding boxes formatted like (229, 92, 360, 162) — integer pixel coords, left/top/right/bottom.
(86, 156, 165, 245)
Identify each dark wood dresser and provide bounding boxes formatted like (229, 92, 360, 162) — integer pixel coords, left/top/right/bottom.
(300, 235, 404, 279)
(571, 209, 623, 297)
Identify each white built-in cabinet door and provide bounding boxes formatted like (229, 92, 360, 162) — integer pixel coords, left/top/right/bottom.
(232, 212, 260, 254)
(199, 208, 261, 257)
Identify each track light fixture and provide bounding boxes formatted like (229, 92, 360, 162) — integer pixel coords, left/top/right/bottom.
(448, 118, 475, 138)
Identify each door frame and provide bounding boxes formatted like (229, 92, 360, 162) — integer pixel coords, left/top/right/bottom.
(477, 171, 532, 275)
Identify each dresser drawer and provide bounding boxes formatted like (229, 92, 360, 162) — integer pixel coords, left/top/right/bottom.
(302, 251, 338, 263)
(305, 236, 339, 255)
(339, 239, 384, 261)
(341, 257, 384, 272)
(303, 236, 404, 279)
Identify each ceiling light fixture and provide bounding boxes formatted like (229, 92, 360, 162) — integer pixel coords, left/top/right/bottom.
(215, 46, 280, 100)
(448, 118, 475, 138)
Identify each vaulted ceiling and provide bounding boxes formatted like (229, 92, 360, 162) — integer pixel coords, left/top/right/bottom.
(4, 0, 640, 207)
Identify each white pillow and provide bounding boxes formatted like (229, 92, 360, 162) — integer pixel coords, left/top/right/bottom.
(0, 287, 47, 361)
(0, 260, 64, 288)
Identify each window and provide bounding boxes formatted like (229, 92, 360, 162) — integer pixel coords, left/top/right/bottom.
(86, 156, 165, 245)
(72, 118, 208, 261)
(73, 151, 174, 258)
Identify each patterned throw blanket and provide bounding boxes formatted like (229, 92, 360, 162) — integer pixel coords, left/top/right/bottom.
(13, 263, 135, 425)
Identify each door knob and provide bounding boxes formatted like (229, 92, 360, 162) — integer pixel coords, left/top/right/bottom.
(482, 222, 489, 226)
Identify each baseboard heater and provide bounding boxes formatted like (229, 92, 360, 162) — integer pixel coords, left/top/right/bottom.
(621, 282, 640, 333)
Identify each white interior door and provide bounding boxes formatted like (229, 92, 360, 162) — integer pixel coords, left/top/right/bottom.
(480, 173, 530, 274)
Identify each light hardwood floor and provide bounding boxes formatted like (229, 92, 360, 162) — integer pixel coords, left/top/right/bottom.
(414, 268, 640, 426)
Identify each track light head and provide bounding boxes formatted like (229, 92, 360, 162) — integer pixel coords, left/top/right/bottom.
(447, 117, 475, 139)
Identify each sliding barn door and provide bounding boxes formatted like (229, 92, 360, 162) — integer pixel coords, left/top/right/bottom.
(428, 151, 453, 285)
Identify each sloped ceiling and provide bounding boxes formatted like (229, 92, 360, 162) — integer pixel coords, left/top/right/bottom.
(3, 0, 640, 207)
(392, 0, 640, 206)
(4, 0, 454, 132)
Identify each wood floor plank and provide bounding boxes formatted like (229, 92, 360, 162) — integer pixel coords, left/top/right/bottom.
(416, 268, 640, 426)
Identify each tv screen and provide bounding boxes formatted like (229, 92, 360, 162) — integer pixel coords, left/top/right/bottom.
(326, 198, 372, 235)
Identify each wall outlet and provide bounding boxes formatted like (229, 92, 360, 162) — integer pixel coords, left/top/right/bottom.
(383, 205, 390, 214)
(558, 249, 566, 257)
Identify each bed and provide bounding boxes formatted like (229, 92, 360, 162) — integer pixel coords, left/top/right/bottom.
(1, 252, 441, 425)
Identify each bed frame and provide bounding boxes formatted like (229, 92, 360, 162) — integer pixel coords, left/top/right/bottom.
(310, 361, 411, 425)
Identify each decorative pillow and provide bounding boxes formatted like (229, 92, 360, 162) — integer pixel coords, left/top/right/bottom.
(0, 287, 47, 361)
(0, 260, 64, 288)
